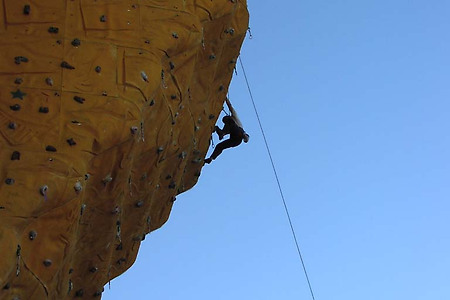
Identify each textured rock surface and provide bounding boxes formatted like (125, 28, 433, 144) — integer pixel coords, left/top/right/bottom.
(0, 1, 248, 298)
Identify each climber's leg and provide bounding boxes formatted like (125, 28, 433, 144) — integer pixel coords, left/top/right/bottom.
(205, 136, 242, 164)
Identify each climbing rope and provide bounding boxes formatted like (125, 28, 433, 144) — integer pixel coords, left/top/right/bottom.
(238, 56, 317, 300)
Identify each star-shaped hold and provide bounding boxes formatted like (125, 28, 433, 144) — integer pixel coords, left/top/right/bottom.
(11, 89, 26, 100)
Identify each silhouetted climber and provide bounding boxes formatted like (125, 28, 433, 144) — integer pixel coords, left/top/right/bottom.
(205, 98, 249, 164)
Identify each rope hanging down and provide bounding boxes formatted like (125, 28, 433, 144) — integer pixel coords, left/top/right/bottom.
(238, 56, 317, 300)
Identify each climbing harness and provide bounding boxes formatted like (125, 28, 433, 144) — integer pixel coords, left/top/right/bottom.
(238, 56, 317, 300)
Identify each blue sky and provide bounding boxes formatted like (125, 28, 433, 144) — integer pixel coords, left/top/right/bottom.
(104, 1, 450, 299)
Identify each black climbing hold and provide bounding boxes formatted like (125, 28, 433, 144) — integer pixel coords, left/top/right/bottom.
(23, 5, 30, 15)
(135, 200, 144, 208)
(29, 231, 37, 240)
(116, 243, 123, 250)
(150, 99, 155, 106)
(209, 54, 216, 60)
(209, 114, 215, 120)
(14, 56, 28, 64)
(168, 182, 176, 189)
(80, 204, 86, 215)
(3, 283, 10, 290)
(69, 268, 74, 274)
(116, 220, 121, 226)
(157, 146, 164, 154)
(73, 96, 85, 104)
(45, 145, 57, 152)
(43, 259, 52, 267)
(11, 89, 26, 100)
(84, 174, 90, 180)
(61, 61, 75, 69)
(71, 120, 80, 124)
(39, 107, 49, 113)
(130, 126, 138, 134)
(8, 122, 17, 129)
(71, 38, 81, 47)
(166, 175, 172, 180)
(14, 78, 23, 84)
(11, 151, 20, 161)
(172, 32, 179, 39)
(89, 267, 98, 273)
(5, 178, 15, 185)
(10, 104, 21, 111)
(171, 95, 177, 100)
(145, 40, 150, 44)
(93, 291, 102, 297)
(75, 289, 84, 297)
(67, 138, 76, 146)
(100, 15, 106, 22)
(40, 185, 48, 196)
(169, 62, 175, 69)
(56, 40, 62, 45)
(48, 26, 59, 33)
(95, 66, 101, 73)
(219, 85, 224, 91)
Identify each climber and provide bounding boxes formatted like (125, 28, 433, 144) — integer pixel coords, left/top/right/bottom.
(204, 98, 249, 164)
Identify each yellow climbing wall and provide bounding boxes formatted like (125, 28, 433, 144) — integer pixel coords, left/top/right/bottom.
(0, 1, 249, 298)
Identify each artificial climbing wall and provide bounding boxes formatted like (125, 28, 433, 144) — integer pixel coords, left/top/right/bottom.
(0, 0, 249, 299)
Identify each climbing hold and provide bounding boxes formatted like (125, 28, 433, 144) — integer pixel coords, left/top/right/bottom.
(11, 89, 26, 100)
(84, 174, 90, 180)
(29, 231, 37, 240)
(165, 175, 172, 180)
(157, 146, 164, 154)
(71, 38, 81, 47)
(8, 122, 17, 129)
(209, 114, 215, 120)
(5, 178, 15, 185)
(61, 61, 75, 69)
(219, 85, 224, 91)
(102, 174, 113, 184)
(14, 56, 28, 64)
(3, 283, 10, 290)
(172, 32, 179, 39)
(48, 26, 59, 34)
(135, 200, 144, 208)
(89, 267, 98, 273)
(141, 71, 149, 82)
(80, 204, 86, 215)
(169, 62, 175, 69)
(95, 66, 101, 73)
(67, 138, 76, 146)
(100, 15, 106, 22)
(116, 243, 123, 250)
(40, 185, 48, 196)
(75, 289, 84, 297)
(69, 268, 74, 274)
(179, 151, 187, 159)
(45, 77, 54, 86)
(14, 78, 23, 84)
(73, 96, 85, 104)
(11, 151, 20, 160)
(45, 145, 57, 152)
(112, 206, 120, 214)
(74, 181, 82, 193)
(171, 196, 177, 203)
(171, 94, 177, 100)
(168, 182, 176, 189)
(68, 280, 73, 295)
(145, 40, 150, 44)
(101, 91, 107, 96)
(93, 291, 102, 297)
(43, 259, 52, 267)
(130, 126, 138, 135)
(38, 107, 49, 113)
(10, 104, 21, 111)
(150, 99, 155, 106)
(209, 54, 216, 60)
(23, 5, 31, 15)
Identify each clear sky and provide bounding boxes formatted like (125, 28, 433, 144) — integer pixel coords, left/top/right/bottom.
(104, 1, 450, 299)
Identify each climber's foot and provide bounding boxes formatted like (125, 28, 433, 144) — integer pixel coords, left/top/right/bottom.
(204, 158, 212, 164)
